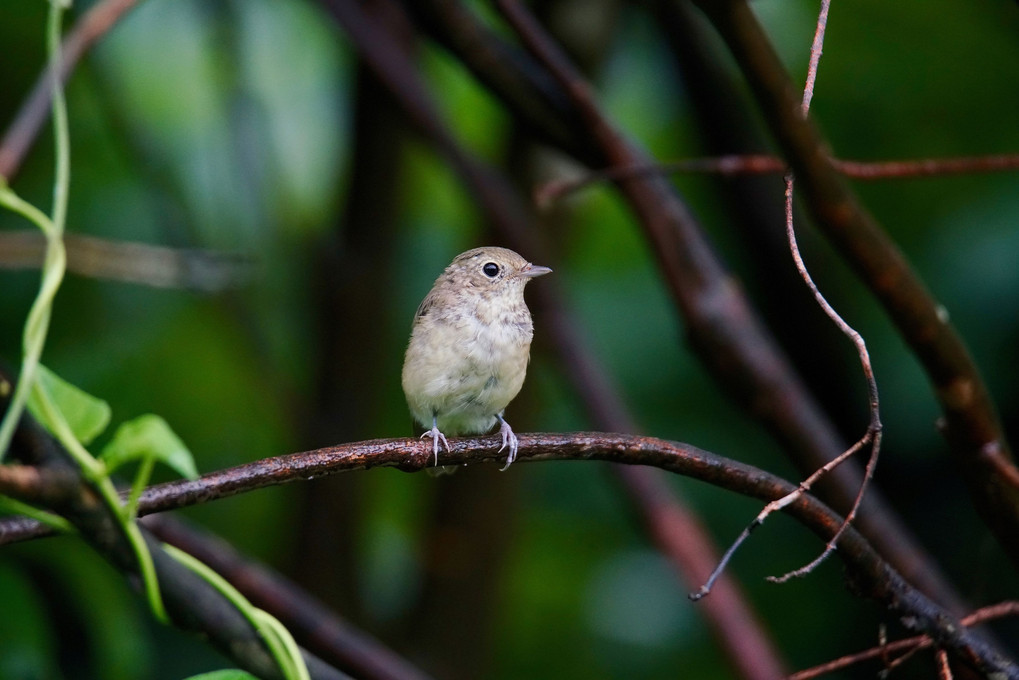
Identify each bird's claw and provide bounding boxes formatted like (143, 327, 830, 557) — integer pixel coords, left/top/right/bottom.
(497, 418, 519, 471)
(421, 427, 450, 466)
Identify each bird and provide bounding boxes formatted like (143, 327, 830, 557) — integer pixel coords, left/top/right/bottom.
(401, 246, 551, 470)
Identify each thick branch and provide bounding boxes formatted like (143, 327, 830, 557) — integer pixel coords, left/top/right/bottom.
(390, 0, 590, 162)
(2, 431, 1015, 677)
(144, 515, 433, 680)
(0, 461, 79, 505)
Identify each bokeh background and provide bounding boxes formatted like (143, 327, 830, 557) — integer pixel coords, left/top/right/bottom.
(2, 0, 1019, 678)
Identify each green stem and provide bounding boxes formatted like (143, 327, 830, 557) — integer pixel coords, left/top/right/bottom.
(0, 0, 71, 462)
(255, 611, 309, 680)
(126, 456, 156, 521)
(0, 0, 169, 630)
(29, 380, 168, 623)
(165, 545, 310, 680)
(48, 0, 71, 238)
(0, 495, 75, 533)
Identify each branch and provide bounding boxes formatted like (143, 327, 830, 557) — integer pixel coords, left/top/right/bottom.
(762, 5, 883, 585)
(144, 515, 433, 680)
(689, 0, 1019, 564)
(388, 0, 591, 163)
(0, 461, 79, 506)
(536, 153, 1019, 204)
(835, 155, 1019, 178)
(2, 399, 349, 679)
(0, 231, 249, 292)
(788, 601, 1019, 679)
(2, 431, 1016, 676)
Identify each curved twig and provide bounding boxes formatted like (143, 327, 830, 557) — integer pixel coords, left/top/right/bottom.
(763, 2, 884, 584)
(535, 153, 1019, 205)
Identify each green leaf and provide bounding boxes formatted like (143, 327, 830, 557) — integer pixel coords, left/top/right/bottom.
(183, 672, 258, 680)
(100, 414, 198, 480)
(26, 364, 111, 445)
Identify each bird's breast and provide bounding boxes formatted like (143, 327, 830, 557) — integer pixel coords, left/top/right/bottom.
(402, 298, 534, 433)
(469, 305, 533, 362)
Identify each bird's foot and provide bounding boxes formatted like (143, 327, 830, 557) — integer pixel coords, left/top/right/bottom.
(497, 416, 519, 471)
(421, 427, 450, 466)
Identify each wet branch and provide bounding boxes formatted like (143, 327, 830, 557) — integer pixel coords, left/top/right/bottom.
(2, 430, 1016, 677)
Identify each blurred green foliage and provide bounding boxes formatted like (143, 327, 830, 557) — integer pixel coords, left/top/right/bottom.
(2, 0, 1019, 678)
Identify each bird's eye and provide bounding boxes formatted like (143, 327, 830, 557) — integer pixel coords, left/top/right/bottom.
(482, 262, 500, 278)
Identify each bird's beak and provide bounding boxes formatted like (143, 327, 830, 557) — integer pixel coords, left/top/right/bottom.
(520, 263, 553, 278)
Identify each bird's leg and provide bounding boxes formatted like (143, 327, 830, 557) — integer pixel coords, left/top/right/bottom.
(496, 413, 519, 471)
(420, 414, 449, 466)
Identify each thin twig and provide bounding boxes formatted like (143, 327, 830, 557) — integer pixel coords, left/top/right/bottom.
(936, 649, 954, 680)
(768, 0, 882, 583)
(787, 601, 1019, 679)
(834, 155, 1019, 178)
(687, 511, 758, 601)
(789, 634, 917, 679)
(533, 155, 783, 205)
(768, 172, 882, 583)
(696, 0, 883, 592)
(690, 431, 873, 599)
(877, 624, 892, 670)
(800, 0, 831, 115)
(534, 153, 1019, 205)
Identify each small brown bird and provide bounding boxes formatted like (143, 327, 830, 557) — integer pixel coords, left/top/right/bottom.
(402, 247, 551, 470)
